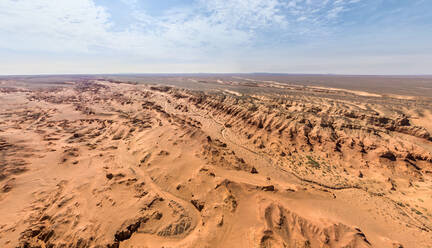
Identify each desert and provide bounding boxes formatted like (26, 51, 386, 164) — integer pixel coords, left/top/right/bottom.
(0, 74, 431, 248)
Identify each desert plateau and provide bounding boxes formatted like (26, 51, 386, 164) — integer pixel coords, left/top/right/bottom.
(0, 75, 432, 248)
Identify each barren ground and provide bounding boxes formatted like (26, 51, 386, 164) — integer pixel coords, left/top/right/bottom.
(1, 75, 432, 248)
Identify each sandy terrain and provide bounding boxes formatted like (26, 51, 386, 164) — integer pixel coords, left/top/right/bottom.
(0, 75, 431, 248)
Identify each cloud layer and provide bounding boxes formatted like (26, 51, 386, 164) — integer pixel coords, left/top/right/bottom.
(0, 0, 363, 54)
(0, 0, 431, 74)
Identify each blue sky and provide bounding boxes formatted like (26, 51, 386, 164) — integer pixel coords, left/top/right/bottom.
(0, 0, 431, 74)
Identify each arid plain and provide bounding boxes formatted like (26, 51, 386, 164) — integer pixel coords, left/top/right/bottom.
(1, 75, 432, 248)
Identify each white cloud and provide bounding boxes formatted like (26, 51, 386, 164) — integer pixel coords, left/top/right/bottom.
(0, 0, 364, 56)
(0, 0, 267, 58)
(0, 0, 112, 52)
(283, 0, 362, 24)
(0, 0, 386, 75)
(327, 6, 344, 19)
(199, 0, 287, 29)
(1, 0, 430, 75)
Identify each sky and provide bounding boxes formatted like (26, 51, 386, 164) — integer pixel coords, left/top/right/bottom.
(0, 0, 431, 75)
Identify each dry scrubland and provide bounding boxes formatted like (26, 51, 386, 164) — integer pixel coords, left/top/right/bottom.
(0, 75, 432, 248)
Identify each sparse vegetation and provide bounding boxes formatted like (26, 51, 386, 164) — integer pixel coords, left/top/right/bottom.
(306, 156, 320, 169)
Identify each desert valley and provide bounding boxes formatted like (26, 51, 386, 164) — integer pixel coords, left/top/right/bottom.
(0, 74, 432, 248)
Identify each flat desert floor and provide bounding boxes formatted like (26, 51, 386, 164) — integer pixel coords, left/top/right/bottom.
(1, 75, 432, 248)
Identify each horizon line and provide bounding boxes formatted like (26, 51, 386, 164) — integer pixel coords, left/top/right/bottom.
(1, 72, 432, 77)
